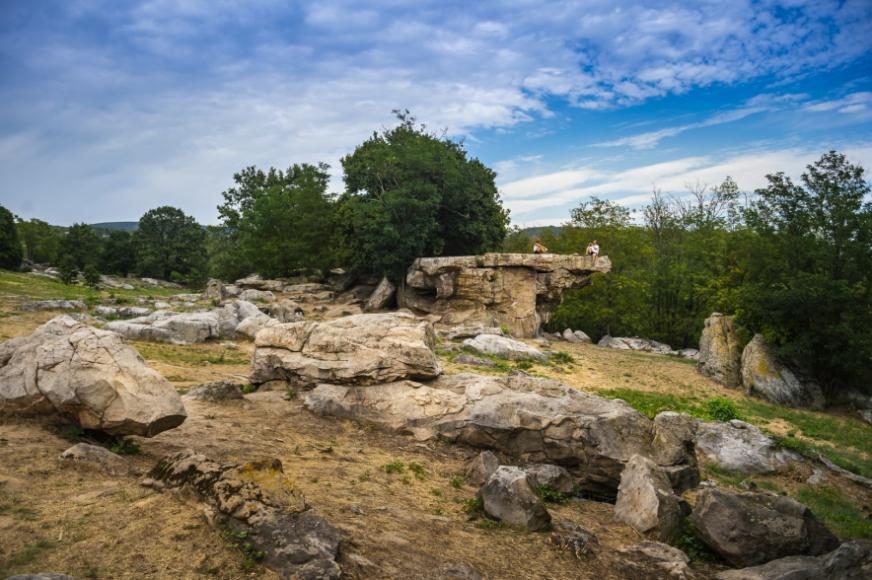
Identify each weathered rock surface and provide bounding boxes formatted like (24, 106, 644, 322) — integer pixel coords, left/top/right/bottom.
(399, 253, 610, 337)
(616, 541, 697, 579)
(698, 313, 742, 387)
(304, 373, 687, 497)
(598, 335, 673, 354)
(205, 278, 227, 301)
(145, 450, 341, 579)
(5, 574, 75, 580)
(454, 353, 497, 368)
(523, 463, 575, 494)
(251, 313, 442, 387)
(235, 312, 280, 339)
(690, 488, 839, 568)
(20, 299, 86, 311)
(239, 288, 276, 303)
(614, 455, 685, 541)
(651, 412, 701, 493)
(99, 275, 135, 290)
(714, 540, 872, 580)
(561, 328, 591, 343)
(267, 299, 304, 323)
(438, 325, 504, 340)
(548, 520, 599, 559)
(478, 466, 551, 531)
(462, 334, 546, 361)
(465, 450, 500, 486)
(59, 443, 131, 476)
(859, 409, 872, 425)
(0, 316, 186, 436)
(106, 300, 268, 343)
(695, 420, 800, 475)
(741, 335, 825, 409)
(184, 381, 245, 402)
(94, 305, 152, 318)
(364, 276, 396, 311)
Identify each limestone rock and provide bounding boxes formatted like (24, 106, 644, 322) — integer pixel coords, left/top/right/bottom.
(598, 335, 673, 354)
(859, 409, 872, 425)
(205, 278, 227, 301)
(438, 324, 504, 340)
(239, 288, 276, 303)
(267, 299, 304, 323)
(698, 313, 742, 387)
(20, 299, 86, 311)
(146, 450, 341, 578)
(94, 305, 152, 318)
(184, 381, 244, 402)
(573, 329, 592, 343)
(523, 463, 575, 494)
(59, 443, 131, 476)
(304, 373, 683, 497)
(478, 466, 551, 531)
(614, 455, 685, 541)
(399, 253, 610, 338)
(462, 334, 546, 361)
(651, 412, 698, 466)
(741, 335, 825, 409)
(690, 488, 839, 568)
(714, 541, 872, 580)
(562, 328, 580, 343)
(364, 276, 396, 311)
(548, 520, 599, 559)
(695, 419, 801, 475)
(251, 313, 442, 387)
(454, 353, 497, 368)
(0, 316, 186, 436)
(235, 312, 280, 339)
(465, 450, 500, 486)
(616, 541, 697, 579)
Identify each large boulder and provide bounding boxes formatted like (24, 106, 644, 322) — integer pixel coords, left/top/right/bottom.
(523, 463, 575, 494)
(462, 334, 546, 361)
(251, 313, 442, 387)
(714, 540, 872, 580)
(59, 443, 131, 476)
(698, 313, 742, 387)
(741, 335, 825, 409)
(399, 253, 610, 338)
(304, 373, 687, 497)
(0, 316, 186, 436)
(94, 305, 152, 318)
(598, 335, 673, 354)
(616, 541, 697, 579)
(364, 276, 396, 311)
(183, 380, 245, 402)
(267, 299, 304, 323)
(478, 466, 551, 531)
(465, 451, 500, 486)
(614, 455, 686, 541)
(695, 419, 800, 475)
(145, 450, 341, 579)
(690, 488, 839, 568)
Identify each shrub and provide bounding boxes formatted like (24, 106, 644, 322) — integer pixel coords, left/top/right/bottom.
(82, 264, 101, 288)
(704, 397, 740, 422)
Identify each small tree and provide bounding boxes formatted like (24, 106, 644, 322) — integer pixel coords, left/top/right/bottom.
(58, 255, 78, 285)
(0, 204, 23, 270)
(82, 264, 101, 287)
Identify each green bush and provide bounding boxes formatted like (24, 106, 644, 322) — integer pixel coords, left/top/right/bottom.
(704, 397, 740, 422)
(82, 264, 101, 288)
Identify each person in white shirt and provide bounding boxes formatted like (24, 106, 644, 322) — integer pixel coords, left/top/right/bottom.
(587, 240, 599, 262)
(532, 238, 548, 254)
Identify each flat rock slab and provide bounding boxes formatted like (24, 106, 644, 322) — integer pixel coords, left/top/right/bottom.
(695, 419, 800, 475)
(251, 312, 442, 387)
(59, 443, 131, 476)
(0, 316, 186, 436)
(462, 334, 546, 361)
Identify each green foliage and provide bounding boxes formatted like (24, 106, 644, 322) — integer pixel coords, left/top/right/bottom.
(58, 255, 78, 285)
(241, 384, 258, 394)
(674, 518, 721, 562)
(82, 264, 101, 288)
(536, 485, 570, 504)
(408, 462, 426, 480)
(796, 486, 872, 539)
(214, 163, 339, 279)
(99, 230, 136, 276)
(16, 218, 61, 264)
(599, 388, 705, 419)
(59, 223, 102, 270)
(704, 397, 740, 422)
(339, 111, 509, 281)
(549, 351, 575, 365)
(382, 460, 405, 474)
(0, 205, 23, 270)
(515, 360, 533, 370)
(108, 437, 141, 455)
(283, 386, 297, 401)
(461, 496, 483, 515)
(450, 476, 464, 489)
(134, 206, 206, 285)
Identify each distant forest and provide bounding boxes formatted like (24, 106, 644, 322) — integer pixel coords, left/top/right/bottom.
(0, 114, 869, 394)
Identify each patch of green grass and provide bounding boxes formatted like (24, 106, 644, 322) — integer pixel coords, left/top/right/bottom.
(462, 496, 483, 515)
(702, 464, 747, 487)
(796, 486, 872, 539)
(408, 462, 426, 480)
(449, 476, 465, 489)
(283, 386, 298, 400)
(134, 342, 249, 367)
(515, 360, 534, 371)
(536, 484, 570, 504)
(0, 270, 181, 301)
(382, 460, 405, 474)
(704, 397, 740, 422)
(549, 351, 575, 365)
(6, 539, 55, 567)
(241, 384, 258, 394)
(599, 388, 705, 419)
(109, 437, 141, 455)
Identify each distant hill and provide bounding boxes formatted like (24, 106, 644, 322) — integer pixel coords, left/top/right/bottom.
(89, 221, 138, 232)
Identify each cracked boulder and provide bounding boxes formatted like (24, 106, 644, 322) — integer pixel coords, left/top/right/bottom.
(251, 312, 442, 387)
(695, 420, 801, 475)
(144, 449, 341, 579)
(478, 466, 551, 531)
(614, 455, 686, 541)
(0, 316, 186, 436)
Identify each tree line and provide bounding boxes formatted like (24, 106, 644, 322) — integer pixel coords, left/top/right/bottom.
(520, 151, 871, 395)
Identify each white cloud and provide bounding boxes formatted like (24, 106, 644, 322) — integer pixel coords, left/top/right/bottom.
(804, 92, 872, 114)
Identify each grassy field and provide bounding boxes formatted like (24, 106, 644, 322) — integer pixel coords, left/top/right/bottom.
(0, 270, 182, 302)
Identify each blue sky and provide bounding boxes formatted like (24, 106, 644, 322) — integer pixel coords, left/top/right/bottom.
(1, 0, 870, 227)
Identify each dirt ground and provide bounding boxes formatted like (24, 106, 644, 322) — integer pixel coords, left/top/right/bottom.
(0, 304, 868, 579)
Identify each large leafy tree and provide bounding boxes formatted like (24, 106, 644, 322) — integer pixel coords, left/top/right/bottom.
(736, 151, 872, 392)
(0, 204, 22, 270)
(135, 206, 206, 284)
(215, 163, 338, 279)
(339, 112, 509, 281)
(99, 230, 136, 276)
(59, 223, 103, 270)
(16, 218, 62, 264)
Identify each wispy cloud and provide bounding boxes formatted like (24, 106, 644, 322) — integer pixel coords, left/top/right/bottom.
(804, 92, 872, 114)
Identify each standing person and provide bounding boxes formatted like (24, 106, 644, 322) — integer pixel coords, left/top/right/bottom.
(585, 241, 593, 256)
(532, 238, 548, 254)
(590, 239, 600, 262)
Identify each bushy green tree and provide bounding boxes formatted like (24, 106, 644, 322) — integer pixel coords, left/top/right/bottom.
(99, 230, 136, 276)
(82, 264, 101, 287)
(16, 218, 62, 264)
(215, 163, 338, 279)
(59, 223, 102, 270)
(135, 206, 206, 285)
(0, 205, 22, 270)
(339, 112, 509, 281)
(58, 255, 78, 285)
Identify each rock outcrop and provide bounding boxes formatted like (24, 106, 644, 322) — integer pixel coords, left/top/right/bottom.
(614, 455, 686, 541)
(478, 466, 551, 531)
(183, 381, 245, 402)
(59, 443, 131, 476)
(0, 316, 186, 436)
(364, 276, 396, 311)
(598, 335, 673, 354)
(251, 313, 442, 387)
(20, 299, 86, 312)
(690, 488, 839, 568)
(616, 541, 697, 579)
(145, 450, 341, 579)
(741, 334, 825, 409)
(462, 334, 546, 361)
(698, 313, 742, 387)
(523, 463, 575, 494)
(694, 419, 800, 475)
(399, 253, 609, 337)
(305, 373, 690, 497)
(714, 540, 872, 580)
